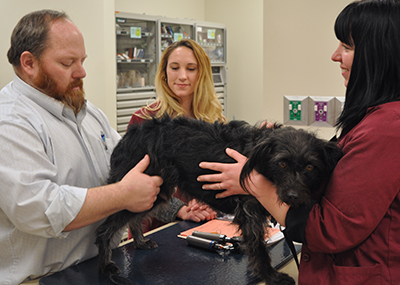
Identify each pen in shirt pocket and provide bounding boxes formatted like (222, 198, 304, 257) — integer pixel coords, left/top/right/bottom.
(100, 131, 108, 150)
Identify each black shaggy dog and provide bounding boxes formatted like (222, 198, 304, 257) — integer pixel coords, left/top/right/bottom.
(95, 116, 342, 285)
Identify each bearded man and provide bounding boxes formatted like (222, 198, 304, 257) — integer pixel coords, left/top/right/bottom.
(0, 10, 162, 284)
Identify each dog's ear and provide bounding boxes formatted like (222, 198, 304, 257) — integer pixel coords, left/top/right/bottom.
(239, 139, 275, 193)
(318, 140, 343, 174)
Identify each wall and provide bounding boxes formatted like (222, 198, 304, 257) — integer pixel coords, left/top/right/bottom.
(205, 0, 264, 124)
(115, 0, 205, 20)
(0, 0, 117, 127)
(115, 0, 264, 124)
(263, 0, 352, 139)
(0, 0, 355, 137)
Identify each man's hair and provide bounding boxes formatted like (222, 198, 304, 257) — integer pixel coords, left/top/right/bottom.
(7, 9, 69, 68)
(334, 0, 400, 130)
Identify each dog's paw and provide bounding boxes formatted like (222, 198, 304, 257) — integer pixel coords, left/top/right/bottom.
(135, 238, 158, 250)
(102, 261, 121, 276)
(271, 272, 295, 285)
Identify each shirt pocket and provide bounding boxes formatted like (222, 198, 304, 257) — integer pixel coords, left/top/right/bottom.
(332, 263, 382, 285)
(100, 137, 113, 168)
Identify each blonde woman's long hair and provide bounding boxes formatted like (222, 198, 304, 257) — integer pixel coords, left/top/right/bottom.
(138, 39, 226, 123)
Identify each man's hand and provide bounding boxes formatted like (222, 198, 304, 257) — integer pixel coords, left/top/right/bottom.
(64, 155, 163, 232)
(118, 155, 163, 213)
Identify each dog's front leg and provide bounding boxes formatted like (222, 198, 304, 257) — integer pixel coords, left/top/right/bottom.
(234, 197, 295, 285)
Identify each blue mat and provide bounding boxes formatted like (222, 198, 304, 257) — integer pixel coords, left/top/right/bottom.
(40, 221, 301, 285)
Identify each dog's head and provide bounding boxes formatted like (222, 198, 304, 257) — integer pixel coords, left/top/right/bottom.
(240, 127, 342, 207)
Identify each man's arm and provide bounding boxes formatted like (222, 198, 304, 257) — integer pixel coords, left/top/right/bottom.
(64, 155, 162, 231)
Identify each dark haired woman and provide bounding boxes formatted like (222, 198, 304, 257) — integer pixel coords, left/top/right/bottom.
(199, 1, 400, 283)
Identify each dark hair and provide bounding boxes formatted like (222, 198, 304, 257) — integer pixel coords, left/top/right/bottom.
(7, 10, 68, 68)
(334, 0, 400, 130)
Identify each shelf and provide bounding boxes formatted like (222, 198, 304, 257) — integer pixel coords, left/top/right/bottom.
(161, 34, 191, 39)
(114, 12, 228, 126)
(161, 33, 173, 38)
(117, 58, 154, 63)
(117, 86, 156, 93)
(117, 30, 154, 37)
(199, 42, 223, 47)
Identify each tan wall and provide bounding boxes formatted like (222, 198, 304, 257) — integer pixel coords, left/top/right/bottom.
(205, 0, 264, 124)
(115, 0, 264, 125)
(0, 0, 354, 138)
(115, 0, 205, 19)
(263, 0, 352, 139)
(0, 0, 117, 126)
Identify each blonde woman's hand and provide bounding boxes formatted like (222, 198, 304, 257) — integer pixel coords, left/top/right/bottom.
(177, 199, 217, 222)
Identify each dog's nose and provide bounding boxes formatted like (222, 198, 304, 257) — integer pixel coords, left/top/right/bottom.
(287, 190, 299, 199)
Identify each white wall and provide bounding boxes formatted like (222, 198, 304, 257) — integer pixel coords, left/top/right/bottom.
(114, 0, 264, 124)
(0, 0, 355, 137)
(0, 0, 209, 129)
(205, 0, 264, 124)
(115, 0, 205, 20)
(0, 0, 117, 126)
(263, 0, 352, 139)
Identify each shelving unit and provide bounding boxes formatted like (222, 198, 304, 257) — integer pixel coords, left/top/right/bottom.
(115, 12, 158, 135)
(157, 18, 194, 62)
(196, 22, 228, 113)
(115, 12, 228, 135)
(195, 22, 226, 64)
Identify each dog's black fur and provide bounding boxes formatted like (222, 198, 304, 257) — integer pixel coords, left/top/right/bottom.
(95, 116, 342, 285)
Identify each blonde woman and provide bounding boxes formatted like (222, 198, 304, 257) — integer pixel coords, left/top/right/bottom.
(130, 39, 225, 123)
(129, 39, 225, 231)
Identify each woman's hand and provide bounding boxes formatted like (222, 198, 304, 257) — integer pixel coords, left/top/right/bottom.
(260, 120, 276, 129)
(244, 170, 290, 226)
(177, 199, 217, 222)
(197, 148, 248, 198)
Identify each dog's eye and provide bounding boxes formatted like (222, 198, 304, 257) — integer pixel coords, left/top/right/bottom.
(306, 164, 314, 171)
(279, 162, 287, 168)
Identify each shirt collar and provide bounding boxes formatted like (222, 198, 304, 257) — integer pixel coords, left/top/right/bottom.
(13, 75, 87, 122)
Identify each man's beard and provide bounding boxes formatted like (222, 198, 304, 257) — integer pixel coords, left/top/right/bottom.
(33, 63, 85, 115)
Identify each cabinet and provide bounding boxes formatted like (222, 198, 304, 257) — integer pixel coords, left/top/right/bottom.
(115, 12, 157, 135)
(195, 22, 226, 64)
(158, 17, 194, 63)
(195, 22, 228, 114)
(115, 12, 228, 135)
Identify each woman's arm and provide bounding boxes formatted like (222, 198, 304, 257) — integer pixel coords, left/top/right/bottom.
(244, 170, 290, 226)
(197, 148, 289, 225)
